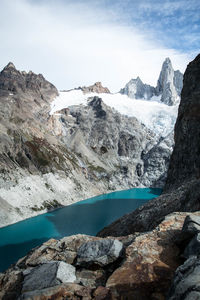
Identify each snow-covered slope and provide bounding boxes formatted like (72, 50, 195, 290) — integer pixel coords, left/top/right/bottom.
(50, 90, 179, 137)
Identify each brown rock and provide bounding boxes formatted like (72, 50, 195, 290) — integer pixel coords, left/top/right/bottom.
(93, 286, 112, 300)
(79, 82, 110, 94)
(19, 283, 92, 299)
(76, 269, 107, 288)
(106, 213, 188, 300)
(0, 270, 23, 300)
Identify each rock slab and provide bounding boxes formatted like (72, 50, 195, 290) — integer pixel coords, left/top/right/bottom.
(77, 239, 123, 267)
(22, 261, 76, 292)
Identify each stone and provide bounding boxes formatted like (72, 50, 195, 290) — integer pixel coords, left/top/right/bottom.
(106, 212, 184, 299)
(167, 256, 200, 300)
(19, 283, 92, 299)
(22, 261, 76, 292)
(93, 286, 112, 300)
(183, 233, 200, 258)
(0, 270, 23, 300)
(76, 269, 107, 288)
(76, 239, 123, 267)
(184, 291, 200, 300)
(182, 215, 200, 236)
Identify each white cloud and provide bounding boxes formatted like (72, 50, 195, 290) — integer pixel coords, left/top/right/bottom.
(0, 0, 195, 92)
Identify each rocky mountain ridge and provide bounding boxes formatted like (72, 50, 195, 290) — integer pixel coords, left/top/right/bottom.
(120, 57, 183, 106)
(0, 60, 176, 227)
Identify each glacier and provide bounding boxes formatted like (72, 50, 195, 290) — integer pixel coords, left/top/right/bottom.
(50, 90, 179, 137)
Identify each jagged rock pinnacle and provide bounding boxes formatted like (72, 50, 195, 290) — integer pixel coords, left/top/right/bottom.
(4, 62, 16, 70)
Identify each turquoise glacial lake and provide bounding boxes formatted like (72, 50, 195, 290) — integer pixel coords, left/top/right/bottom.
(0, 188, 162, 272)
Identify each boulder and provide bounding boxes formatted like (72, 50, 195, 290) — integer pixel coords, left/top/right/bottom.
(106, 212, 185, 299)
(76, 239, 123, 267)
(76, 269, 107, 288)
(22, 261, 76, 292)
(167, 256, 200, 300)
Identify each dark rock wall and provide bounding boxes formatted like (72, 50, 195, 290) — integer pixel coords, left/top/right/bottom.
(165, 54, 200, 191)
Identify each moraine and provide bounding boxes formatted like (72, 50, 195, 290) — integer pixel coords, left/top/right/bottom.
(0, 187, 161, 272)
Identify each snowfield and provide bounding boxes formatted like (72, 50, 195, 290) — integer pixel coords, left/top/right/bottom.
(50, 90, 179, 137)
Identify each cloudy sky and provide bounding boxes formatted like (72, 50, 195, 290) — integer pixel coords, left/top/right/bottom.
(0, 0, 199, 92)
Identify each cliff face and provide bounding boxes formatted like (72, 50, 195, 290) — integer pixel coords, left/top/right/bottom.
(98, 53, 200, 237)
(165, 54, 200, 190)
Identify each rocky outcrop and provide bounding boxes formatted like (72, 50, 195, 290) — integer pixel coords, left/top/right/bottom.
(156, 58, 183, 106)
(165, 54, 200, 190)
(79, 82, 110, 94)
(120, 76, 155, 100)
(1, 212, 200, 299)
(120, 58, 183, 106)
(167, 215, 200, 300)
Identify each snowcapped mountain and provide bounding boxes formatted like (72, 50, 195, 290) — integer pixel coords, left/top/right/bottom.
(0, 58, 183, 227)
(50, 57, 182, 138)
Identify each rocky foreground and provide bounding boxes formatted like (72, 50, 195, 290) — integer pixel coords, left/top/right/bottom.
(1, 212, 200, 299)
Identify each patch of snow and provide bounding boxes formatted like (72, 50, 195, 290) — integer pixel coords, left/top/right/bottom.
(50, 90, 179, 137)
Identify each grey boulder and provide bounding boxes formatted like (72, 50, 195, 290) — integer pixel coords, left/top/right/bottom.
(76, 239, 123, 267)
(22, 261, 76, 292)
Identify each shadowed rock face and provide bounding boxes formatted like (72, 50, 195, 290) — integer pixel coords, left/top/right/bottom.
(98, 53, 200, 238)
(165, 54, 200, 191)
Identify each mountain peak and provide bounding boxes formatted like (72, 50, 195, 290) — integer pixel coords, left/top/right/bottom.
(163, 57, 171, 65)
(79, 82, 110, 94)
(4, 62, 16, 70)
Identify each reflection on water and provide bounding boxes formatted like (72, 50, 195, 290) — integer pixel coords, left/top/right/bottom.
(0, 188, 162, 271)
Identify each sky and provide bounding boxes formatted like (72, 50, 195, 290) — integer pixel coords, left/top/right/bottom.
(0, 0, 199, 92)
